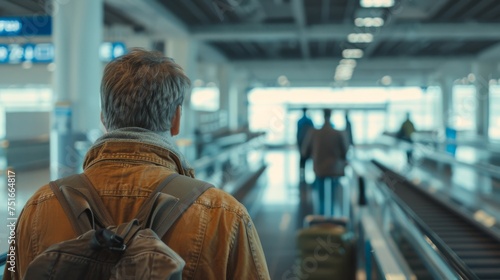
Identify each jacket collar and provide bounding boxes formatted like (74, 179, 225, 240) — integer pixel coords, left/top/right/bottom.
(82, 127, 195, 177)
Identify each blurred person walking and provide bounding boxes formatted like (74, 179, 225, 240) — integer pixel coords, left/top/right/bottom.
(302, 109, 348, 216)
(397, 112, 416, 163)
(296, 107, 314, 181)
(345, 111, 354, 146)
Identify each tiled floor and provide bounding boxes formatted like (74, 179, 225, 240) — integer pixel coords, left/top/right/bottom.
(249, 149, 314, 279)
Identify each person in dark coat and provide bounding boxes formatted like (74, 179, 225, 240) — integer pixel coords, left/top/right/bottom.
(296, 108, 314, 181)
(302, 109, 348, 216)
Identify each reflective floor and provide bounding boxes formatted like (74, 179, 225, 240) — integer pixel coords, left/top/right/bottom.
(250, 150, 314, 279)
(0, 167, 50, 252)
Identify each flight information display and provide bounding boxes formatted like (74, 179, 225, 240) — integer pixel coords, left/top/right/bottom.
(0, 42, 126, 64)
(0, 16, 52, 37)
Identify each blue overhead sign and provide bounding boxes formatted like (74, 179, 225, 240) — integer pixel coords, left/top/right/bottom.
(0, 16, 52, 37)
(0, 42, 126, 64)
(0, 44, 54, 63)
(99, 42, 127, 62)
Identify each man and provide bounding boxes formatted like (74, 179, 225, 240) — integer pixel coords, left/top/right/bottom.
(345, 111, 354, 146)
(302, 109, 348, 216)
(296, 108, 314, 181)
(6, 49, 270, 280)
(397, 112, 416, 163)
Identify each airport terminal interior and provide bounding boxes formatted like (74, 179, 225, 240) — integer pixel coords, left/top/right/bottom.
(1, 0, 500, 279)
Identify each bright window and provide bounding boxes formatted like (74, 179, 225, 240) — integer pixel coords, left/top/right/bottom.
(190, 87, 220, 112)
(0, 87, 52, 109)
(452, 85, 476, 132)
(248, 87, 440, 145)
(489, 85, 500, 140)
(0, 87, 52, 139)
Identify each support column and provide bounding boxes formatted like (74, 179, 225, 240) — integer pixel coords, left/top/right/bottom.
(166, 39, 198, 137)
(218, 65, 236, 131)
(235, 72, 251, 130)
(439, 76, 454, 130)
(51, 0, 103, 179)
(165, 38, 199, 161)
(472, 62, 497, 138)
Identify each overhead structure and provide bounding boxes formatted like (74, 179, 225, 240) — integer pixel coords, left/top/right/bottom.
(1, 0, 500, 86)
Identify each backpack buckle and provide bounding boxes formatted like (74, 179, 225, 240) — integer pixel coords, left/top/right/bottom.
(91, 228, 127, 252)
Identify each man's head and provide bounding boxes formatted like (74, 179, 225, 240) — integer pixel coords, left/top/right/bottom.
(405, 112, 411, 120)
(301, 107, 307, 115)
(100, 48, 191, 135)
(323, 109, 331, 122)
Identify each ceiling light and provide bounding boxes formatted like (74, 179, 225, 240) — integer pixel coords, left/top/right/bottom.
(334, 70, 353, 81)
(335, 66, 354, 81)
(354, 17, 385, 27)
(193, 79, 205, 87)
(339, 59, 357, 67)
(277, 75, 290, 86)
(467, 73, 476, 83)
(343, 49, 364, 59)
(360, 0, 395, 8)
(381, 75, 392, 86)
(347, 33, 374, 43)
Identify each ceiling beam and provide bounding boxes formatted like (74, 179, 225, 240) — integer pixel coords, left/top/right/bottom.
(428, 0, 453, 19)
(291, 0, 310, 59)
(104, 0, 227, 63)
(343, 0, 358, 24)
(177, 1, 211, 25)
(192, 23, 500, 41)
(233, 56, 475, 71)
(0, 1, 35, 15)
(319, 0, 330, 56)
(105, 0, 188, 36)
(462, 0, 494, 20)
(478, 42, 500, 61)
(482, 3, 500, 20)
(364, 39, 381, 58)
(439, 0, 471, 20)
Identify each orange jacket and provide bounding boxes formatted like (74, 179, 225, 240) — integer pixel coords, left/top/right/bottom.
(5, 130, 270, 280)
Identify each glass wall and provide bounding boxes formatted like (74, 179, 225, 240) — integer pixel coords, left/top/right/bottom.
(385, 86, 441, 133)
(451, 85, 476, 132)
(490, 85, 500, 140)
(0, 87, 52, 109)
(0, 87, 52, 139)
(248, 87, 441, 145)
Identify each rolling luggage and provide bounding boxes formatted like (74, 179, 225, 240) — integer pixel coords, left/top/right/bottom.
(295, 215, 356, 280)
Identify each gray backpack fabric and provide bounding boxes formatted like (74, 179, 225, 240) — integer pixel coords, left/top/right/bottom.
(24, 173, 212, 280)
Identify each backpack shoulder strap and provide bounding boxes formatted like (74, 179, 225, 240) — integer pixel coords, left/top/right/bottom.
(49, 174, 115, 235)
(135, 173, 213, 238)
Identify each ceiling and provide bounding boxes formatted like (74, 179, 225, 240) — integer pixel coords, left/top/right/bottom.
(2, 0, 500, 86)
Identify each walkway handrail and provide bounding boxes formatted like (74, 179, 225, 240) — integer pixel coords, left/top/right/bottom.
(192, 132, 265, 173)
(360, 209, 416, 280)
(373, 160, 479, 280)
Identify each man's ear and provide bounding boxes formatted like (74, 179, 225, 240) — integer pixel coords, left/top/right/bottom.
(170, 106, 182, 136)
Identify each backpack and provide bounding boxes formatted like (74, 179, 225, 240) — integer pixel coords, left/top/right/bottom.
(23, 173, 213, 280)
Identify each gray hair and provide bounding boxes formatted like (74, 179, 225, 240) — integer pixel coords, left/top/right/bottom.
(100, 48, 191, 132)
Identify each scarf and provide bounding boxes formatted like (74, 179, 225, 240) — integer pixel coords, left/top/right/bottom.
(91, 127, 193, 175)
